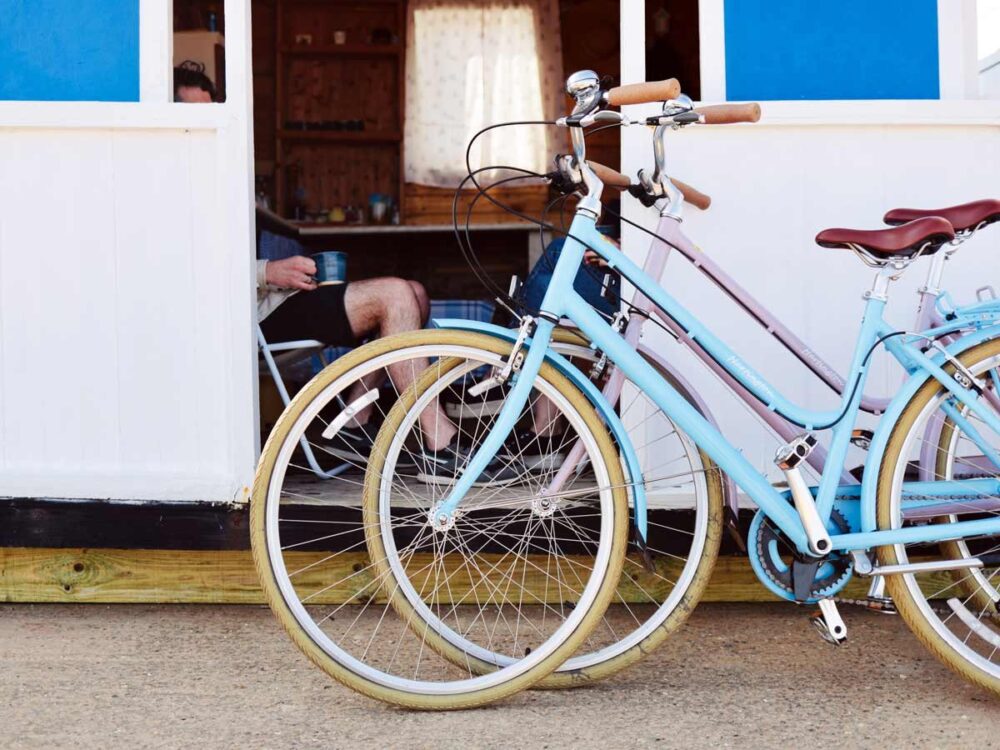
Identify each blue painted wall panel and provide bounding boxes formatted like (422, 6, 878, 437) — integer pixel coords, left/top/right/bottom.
(0, 0, 139, 101)
(724, 0, 939, 101)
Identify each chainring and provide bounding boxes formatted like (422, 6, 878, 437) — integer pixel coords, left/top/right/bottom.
(750, 507, 853, 602)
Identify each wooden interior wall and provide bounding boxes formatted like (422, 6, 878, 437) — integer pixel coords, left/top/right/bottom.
(252, 0, 277, 175)
(282, 143, 400, 215)
(246, 0, 676, 223)
(559, 0, 620, 171)
(283, 57, 399, 132)
(645, 0, 701, 100)
(174, 0, 225, 33)
(403, 184, 550, 226)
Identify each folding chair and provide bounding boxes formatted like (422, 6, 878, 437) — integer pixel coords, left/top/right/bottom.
(257, 324, 349, 479)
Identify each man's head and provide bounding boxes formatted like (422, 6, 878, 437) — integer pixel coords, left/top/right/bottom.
(174, 60, 216, 103)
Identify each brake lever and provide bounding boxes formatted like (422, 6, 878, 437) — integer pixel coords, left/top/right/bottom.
(627, 183, 659, 208)
(557, 111, 633, 129)
(645, 111, 700, 127)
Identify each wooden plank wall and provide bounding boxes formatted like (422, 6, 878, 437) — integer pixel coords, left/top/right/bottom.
(0, 547, 906, 604)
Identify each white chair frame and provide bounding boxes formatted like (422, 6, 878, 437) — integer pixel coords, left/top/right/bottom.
(257, 325, 349, 479)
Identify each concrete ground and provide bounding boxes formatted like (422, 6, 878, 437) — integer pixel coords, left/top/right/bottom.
(1, 602, 996, 749)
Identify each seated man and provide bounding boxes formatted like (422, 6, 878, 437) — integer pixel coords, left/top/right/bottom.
(259, 254, 427, 429)
(258, 255, 516, 483)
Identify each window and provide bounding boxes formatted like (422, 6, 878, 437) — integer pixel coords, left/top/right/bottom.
(0, 0, 139, 102)
(404, 0, 564, 186)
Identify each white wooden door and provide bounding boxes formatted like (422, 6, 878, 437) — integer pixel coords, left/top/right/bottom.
(0, 1, 258, 503)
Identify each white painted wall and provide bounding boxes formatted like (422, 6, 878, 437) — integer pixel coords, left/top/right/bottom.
(621, 106, 1000, 489)
(982, 49, 1000, 97)
(0, 1, 257, 503)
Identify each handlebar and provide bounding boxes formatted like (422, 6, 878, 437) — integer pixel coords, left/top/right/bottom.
(693, 103, 761, 124)
(606, 78, 681, 107)
(672, 179, 711, 210)
(586, 161, 631, 189)
(586, 159, 711, 211)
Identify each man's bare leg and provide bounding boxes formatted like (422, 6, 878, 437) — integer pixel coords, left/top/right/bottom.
(342, 277, 457, 449)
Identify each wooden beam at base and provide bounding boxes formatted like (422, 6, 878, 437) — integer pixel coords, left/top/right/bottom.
(0, 547, 948, 605)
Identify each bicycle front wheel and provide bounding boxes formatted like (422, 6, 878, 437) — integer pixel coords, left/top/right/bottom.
(876, 338, 1000, 696)
(253, 330, 628, 709)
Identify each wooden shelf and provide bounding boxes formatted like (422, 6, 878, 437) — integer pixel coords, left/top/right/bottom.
(280, 43, 402, 57)
(275, 0, 406, 218)
(278, 129, 402, 143)
(284, 0, 402, 6)
(296, 221, 539, 236)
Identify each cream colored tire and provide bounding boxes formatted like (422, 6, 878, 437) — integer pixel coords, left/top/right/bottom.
(876, 338, 1000, 697)
(252, 330, 629, 709)
(368, 327, 723, 688)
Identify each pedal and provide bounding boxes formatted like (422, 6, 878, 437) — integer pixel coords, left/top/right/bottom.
(600, 273, 614, 301)
(508, 274, 522, 298)
(810, 598, 847, 645)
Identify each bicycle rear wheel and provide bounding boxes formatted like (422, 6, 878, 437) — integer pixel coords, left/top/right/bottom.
(876, 338, 1000, 696)
(368, 328, 723, 687)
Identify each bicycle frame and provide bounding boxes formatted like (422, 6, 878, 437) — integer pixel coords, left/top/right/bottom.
(436, 207, 1000, 558)
(543, 214, 1000, 516)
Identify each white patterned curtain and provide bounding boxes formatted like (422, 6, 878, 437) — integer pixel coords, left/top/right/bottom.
(404, 0, 564, 187)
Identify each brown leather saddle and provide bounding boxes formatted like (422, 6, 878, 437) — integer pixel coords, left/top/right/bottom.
(816, 216, 955, 259)
(883, 199, 1000, 234)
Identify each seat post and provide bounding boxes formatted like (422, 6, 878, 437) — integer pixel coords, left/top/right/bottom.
(864, 264, 898, 302)
(920, 251, 948, 296)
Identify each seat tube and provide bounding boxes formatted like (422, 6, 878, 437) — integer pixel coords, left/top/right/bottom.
(815, 294, 887, 517)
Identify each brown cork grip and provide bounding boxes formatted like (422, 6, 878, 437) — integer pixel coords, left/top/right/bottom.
(694, 103, 761, 124)
(586, 161, 631, 189)
(606, 78, 681, 106)
(673, 179, 711, 210)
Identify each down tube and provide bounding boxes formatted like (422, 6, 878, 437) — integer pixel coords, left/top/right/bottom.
(563, 293, 810, 551)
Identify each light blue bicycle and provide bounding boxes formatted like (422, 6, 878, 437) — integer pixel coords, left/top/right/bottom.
(253, 73, 1000, 708)
(370, 72, 1000, 698)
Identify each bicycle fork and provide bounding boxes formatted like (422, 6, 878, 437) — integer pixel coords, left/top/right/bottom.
(429, 317, 557, 529)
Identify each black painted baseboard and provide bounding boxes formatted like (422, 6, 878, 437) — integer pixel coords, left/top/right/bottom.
(0, 497, 755, 553)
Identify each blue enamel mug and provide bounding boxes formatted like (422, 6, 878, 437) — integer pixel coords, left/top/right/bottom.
(313, 251, 348, 285)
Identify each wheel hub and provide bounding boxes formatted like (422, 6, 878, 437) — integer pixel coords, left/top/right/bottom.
(532, 492, 558, 518)
(427, 503, 457, 532)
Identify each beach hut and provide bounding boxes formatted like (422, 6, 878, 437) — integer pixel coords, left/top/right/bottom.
(0, 0, 997, 601)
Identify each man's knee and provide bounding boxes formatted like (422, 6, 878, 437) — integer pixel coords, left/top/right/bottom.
(407, 280, 430, 323)
(370, 277, 423, 322)
(344, 277, 425, 338)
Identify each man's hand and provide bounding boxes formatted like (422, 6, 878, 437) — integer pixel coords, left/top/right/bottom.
(584, 235, 619, 268)
(265, 255, 318, 291)
(584, 250, 610, 268)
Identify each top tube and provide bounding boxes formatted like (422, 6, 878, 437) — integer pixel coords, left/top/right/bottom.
(541, 212, 893, 430)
